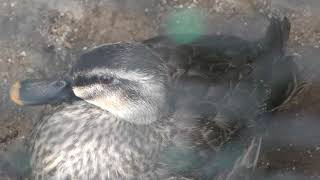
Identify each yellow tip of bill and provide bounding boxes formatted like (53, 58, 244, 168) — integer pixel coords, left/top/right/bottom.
(10, 81, 23, 106)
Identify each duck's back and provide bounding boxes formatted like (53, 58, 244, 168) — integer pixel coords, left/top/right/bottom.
(142, 17, 295, 178)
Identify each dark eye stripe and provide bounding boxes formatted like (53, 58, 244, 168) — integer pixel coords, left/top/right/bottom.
(74, 75, 112, 87)
(101, 76, 114, 84)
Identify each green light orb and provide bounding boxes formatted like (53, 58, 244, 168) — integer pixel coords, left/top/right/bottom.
(166, 8, 205, 44)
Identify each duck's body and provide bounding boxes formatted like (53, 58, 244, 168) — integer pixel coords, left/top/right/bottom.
(31, 101, 173, 179)
(11, 17, 296, 180)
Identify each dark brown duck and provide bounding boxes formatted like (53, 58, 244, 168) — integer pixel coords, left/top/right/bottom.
(10, 17, 296, 180)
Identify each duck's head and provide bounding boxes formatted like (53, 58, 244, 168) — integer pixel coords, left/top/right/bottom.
(10, 43, 170, 124)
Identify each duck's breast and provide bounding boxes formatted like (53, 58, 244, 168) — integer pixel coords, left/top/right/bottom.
(30, 101, 172, 179)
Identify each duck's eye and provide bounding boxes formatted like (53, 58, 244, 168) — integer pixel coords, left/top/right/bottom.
(100, 76, 114, 84)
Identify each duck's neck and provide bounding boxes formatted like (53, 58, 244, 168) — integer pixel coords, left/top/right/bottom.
(66, 100, 170, 127)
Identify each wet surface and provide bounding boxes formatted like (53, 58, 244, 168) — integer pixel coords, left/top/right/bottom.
(0, 0, 320, 179)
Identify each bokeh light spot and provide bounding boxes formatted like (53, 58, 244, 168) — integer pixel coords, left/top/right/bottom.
(166, 8, 205, 44)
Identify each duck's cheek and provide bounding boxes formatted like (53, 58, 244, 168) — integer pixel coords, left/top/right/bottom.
(87, 95, 124, 112)
(72, 86, 95, 99)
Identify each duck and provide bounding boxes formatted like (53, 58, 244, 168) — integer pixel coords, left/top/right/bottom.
(9, 16, 297, 180)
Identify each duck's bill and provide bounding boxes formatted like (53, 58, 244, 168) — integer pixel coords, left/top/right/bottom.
(10, 79, 77, 106)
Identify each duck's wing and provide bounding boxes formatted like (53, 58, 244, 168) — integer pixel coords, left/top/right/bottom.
(147, 17, 296, 179)
(143, 16, 290, 77)
(143, 17, 294, 106)
(144, 16, 295, 121)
